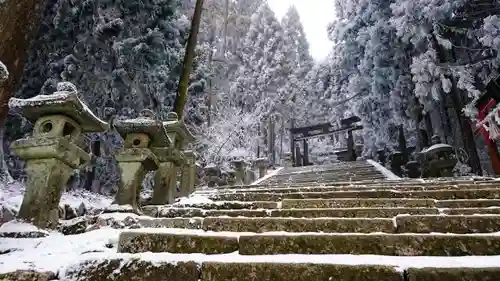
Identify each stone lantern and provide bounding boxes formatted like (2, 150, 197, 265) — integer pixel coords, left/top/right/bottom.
(112, 109, 168, 212)
(419, 142, 458, 178)
(231, 159, 249, 185)
(150, 112, 195, 204)
(8, 82, 107, 229)
(204, 164, 221, 188)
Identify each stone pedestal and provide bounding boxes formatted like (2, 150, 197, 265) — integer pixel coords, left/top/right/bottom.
(179, 150, 196, 196)
(8, 82, 107, 229)
(254, 158, 269, 178)
(154, 112, 195, 202)
(231, 159, 248, 185)
(150, 147, 182, 205)
(114, 148, 159, 211)
(226, 170, 237, 186)
(13, 138, 87, 229)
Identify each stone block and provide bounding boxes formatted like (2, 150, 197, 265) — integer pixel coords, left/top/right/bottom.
(173, 201, 278, 210)
(281, 199, 436, 209)
(61, 258, 199, 281)
(0, 270, 56, 281)
(118, 231, 239, 254)
(238, 234, 500, 256)
(270, 208, 439, 218)
(202, 217, 395, 233)
(396, 215, 500, 234)
(437, 199, 500, 208)
(201, 262, 404, 281)
(407, 267, 500, 281)
(442, 208, 500, 215)
(137, 218, 203, 229)
(158, 207, 205, 218)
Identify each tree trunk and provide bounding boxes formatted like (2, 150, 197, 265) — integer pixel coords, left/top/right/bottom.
(0, 0, 48, 182)
(0, 0, 47, 127)
(173, 0, 204, 118)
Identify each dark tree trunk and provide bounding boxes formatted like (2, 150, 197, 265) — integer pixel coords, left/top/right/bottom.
(173, 0, 204, 118)
(0, 0, 49, 181)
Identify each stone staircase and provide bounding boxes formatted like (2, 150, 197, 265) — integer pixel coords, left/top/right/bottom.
(64, 160, 500, 280)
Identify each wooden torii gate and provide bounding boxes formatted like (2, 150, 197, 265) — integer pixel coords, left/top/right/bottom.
(289, 116, 363, 167)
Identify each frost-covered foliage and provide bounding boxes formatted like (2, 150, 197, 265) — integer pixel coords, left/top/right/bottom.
(326, 0, 500, 170)
(5, 0, 210, 191)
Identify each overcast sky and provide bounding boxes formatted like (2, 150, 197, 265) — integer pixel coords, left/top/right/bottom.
(267, 0, 334, 61)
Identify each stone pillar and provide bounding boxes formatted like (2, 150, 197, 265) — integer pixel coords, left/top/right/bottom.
(254, 158, 269, 178)
(150, 147, 181, 205)
(153, 112, 195, 203)
(204, 165, 221, 187)
(111, 110, 168, 212)
(231, 159, 248, 185)
(179, 150, 196, 196)
(227, 169, 236, 186)
(219, 171, 229, 187)
(283, 152, 293, 168)
(8, 82, 107, 229)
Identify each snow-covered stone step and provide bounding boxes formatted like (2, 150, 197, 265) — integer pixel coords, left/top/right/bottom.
(152, 206, 500, 218)
(136, 215, 500, 234)
(138, 217, 395, 233)
(265, 176, 387, 184)
(282, 198, 500, 209)
(216, 178, 494, 190)
(58, 253, 500, 281)
(209, 188, 500, 201)
(282, 198, 436, 208)
(170, 201, 279, 210)
(201, 183, 500, 194)
(117, 229, 500, 256)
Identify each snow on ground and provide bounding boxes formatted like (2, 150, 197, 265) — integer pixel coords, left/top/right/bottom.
(367, 159, 401, 180)
(251, 167, 284, 186)
(0, 182, 113, 212)
(0, 227, 120, 274)
(1, 226, 500, 275)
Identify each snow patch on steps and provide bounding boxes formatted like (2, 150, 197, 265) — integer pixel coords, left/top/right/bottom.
(367, 159, 401, 180)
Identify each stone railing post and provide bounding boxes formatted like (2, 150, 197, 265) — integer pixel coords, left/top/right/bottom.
(8, 82, 107, 229)
(204, 164, 221, 187)
(231, 159, 248, 185)
(179, 150, 196, 196)
(254, 157, 269, 178)
(111, 109, 166, 213)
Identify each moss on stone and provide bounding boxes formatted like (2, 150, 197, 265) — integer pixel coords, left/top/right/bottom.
(202, 217, 394, 233)
(281, 199, 436, 209)
(61, 258, 199, 281)
(443, 208, 500, 215)
(396, 215, 500, 234)
(137, 218, 203, 229)
(398, 189, 500, 200)
(201, 262, 404, 281)
(238, 234, 500, 256)
(271, 208, 439, 218)
(0, 270, 56, 281)
(118, 231, 239, 254)
(437, 199, 500, 208)
(407, 267, 500, 281)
